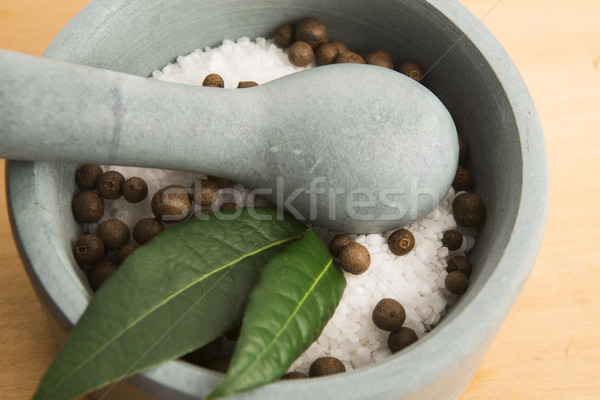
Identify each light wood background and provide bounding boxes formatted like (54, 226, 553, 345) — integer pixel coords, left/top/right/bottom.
(1, 0, 599, 399)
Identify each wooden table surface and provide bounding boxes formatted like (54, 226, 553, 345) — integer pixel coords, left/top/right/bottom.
(1, 1, 599, 399)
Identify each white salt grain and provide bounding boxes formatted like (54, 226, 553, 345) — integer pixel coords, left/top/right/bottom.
(91, 37, 476, 375)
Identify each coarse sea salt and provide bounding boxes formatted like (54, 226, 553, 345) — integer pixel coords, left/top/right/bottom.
(84, 37, 476, 375)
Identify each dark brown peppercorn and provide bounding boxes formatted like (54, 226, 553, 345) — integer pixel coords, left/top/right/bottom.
(72, 191, 104, 223)
(441, 230, 463, 251)
(225, 323, 241, 341)
(452, 168, 475, 192)
(387, 228, 415, 256)
(122, 177, 148, 203)
(97, 219, 130, 250)
(202, 73, 224, 88)
(458, 135, 469, 163)
(372, 298, 406, 331)
(308, 357, 345, 377)
(446, 255, 472, 278)
(97, 171, 124, 200)
(89, 260, 117, 291)
(288, 41, 314, 67)
(132, 218, 164, 245)
(205, 356, 231, 373)
(207, 175, 232, 188)
(151, 185, 192, 223)
(330, 41, 349, 55)
(315, 42, 340, 66)
(73, 234, 105, 266)
(193, 179, 219, 206)
(220, 202, 238, 211)
(281, 371, 308, 380)
(329, 234, 353, 258)
(453, 193, 486, 227)
(335, 51, 366, 64)
(116, 244, 138, 265)
(399, 61, 425, 82)
(237, 81, 258, 88)
(183, 337, 223, 365)
(387, 327, 418, 353)
(445, 270, 469, 294)
(75, 164, 103, 189)
(274, 24, 294, 48)
(364, 50, 394, 69)
(295, 18, 329, 49)
(338, 242, 370, 275)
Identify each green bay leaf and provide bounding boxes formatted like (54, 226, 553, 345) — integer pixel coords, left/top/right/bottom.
(33, 208, 307, 400)
(207, 229, 346, 399)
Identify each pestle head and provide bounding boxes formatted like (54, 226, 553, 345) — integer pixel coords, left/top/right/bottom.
(235, 64, 459, 233)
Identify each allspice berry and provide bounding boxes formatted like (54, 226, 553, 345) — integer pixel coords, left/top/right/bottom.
(75, 164, 103, 189)
(388, 327, 418, 353)
(220, 202, 238, 211)
(133, 218, 164, 245)
(183, 337, 223, 365)
(193, 179, 219, 206)
(329, 233, 353, 258)
(295, 18, 329, 49)
(330, 41, 349, 55)
(453, 193, 486, 227)
(73, 234, 105, 266)
(288, 41, 314, 67)
(72, 191, 104, 223)
(89, 260, 117, 291)
(203, 73, 224, 88)
(387, 228, 415, 256)
(452, 168, 475, 192)
(338, 242, 371, 275)
(308, 357, 345, 377)
(446, 255, 472, 278)
(122, 177, 148, 203)
(445, 270, 469, 294)
(441, 230, 463, 251)
(316, 42, 339, 66)
(97, 171, 124, 200)
(399, 61, 425, 82)
(281, 371, 308, 380)
(274, 24, 294, 48)
(207, 175, 232, 188)
(458, 135, 469, 163)
(97, 219, 130, 250)
(151, 185, 192, 223)
(364, 50, 394, 69)
(372, 298, 406, 331)
(237, 81, 258, 88)
(116, 244, 138, 265)
(335, 51, 365, 64)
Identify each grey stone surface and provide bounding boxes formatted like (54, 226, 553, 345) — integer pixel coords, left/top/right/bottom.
(5, 0, 548, 399)
(0, 50, 457, 233)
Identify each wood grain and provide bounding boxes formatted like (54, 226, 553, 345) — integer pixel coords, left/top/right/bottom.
(1, 0, 599, 399)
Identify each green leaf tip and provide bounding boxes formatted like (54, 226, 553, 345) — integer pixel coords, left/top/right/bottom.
(207, 229, 346, 399)
(33, 208, 307, 400)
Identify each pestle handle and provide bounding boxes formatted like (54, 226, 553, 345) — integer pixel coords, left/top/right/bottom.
(0, 49, 263, 175)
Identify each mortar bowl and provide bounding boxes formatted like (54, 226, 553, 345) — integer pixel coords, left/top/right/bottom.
(7, 0, 548, 399)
